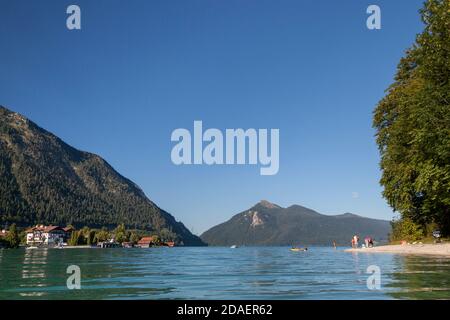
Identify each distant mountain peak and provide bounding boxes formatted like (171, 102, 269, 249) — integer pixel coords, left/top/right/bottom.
(287, 204, 313, 211)
(336, 212, 361, 218)
(201, 202, 391, 246)
(256, 200, 281, 209)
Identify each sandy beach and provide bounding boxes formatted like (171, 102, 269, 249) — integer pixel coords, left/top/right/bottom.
(345, 243, 450, 256)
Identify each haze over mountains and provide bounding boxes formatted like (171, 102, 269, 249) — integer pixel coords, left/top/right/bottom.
(201, 200, 391, 246)
(0, 106, 204, 245)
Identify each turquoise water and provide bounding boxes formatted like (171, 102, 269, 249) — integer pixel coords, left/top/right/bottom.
(1, 246, 450, 299)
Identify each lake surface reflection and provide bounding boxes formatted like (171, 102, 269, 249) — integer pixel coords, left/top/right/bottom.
(1, 247, 450, 299)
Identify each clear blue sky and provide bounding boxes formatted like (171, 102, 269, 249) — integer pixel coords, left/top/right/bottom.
(0, 0, 425, 234)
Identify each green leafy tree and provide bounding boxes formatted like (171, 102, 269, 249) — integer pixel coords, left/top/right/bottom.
(390, 218, 424, 242)
(114, 223, 128, 243)
(87, 230, 96, 245)
(151, 235, 161, 245)
(129, 232, 140, 244)
(159, 228, 177, 242)
(78, 226, 96, 245)
(68, 230, 84, 246)
(373, 0, 450, 235)
(5, 223, 21, 248)
(19, 230, 27, 245)
(115, 223, 126, 234)
(115, 232, 126, 243)
(81, 226, 90, 236)
(94, 228, 110, 243)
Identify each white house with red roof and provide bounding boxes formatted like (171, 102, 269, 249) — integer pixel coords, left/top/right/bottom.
(26, 225, 70, 246)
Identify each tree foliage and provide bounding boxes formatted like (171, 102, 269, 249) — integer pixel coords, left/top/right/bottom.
(1, 223, 21, 248)
(114, 223, 128, 243)
(373, 0, 450, 235)
(94, 227, 110, 243)
(390, 218, 424, 242)
(68, 230, 84, 246)
(129, 232, 140, 244)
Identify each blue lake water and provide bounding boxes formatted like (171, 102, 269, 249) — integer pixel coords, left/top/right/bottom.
(1, 246, 450, 299)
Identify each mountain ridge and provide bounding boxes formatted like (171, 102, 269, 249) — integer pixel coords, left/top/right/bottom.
(201, 201, 391, 246)
(0, 105, 204, 245)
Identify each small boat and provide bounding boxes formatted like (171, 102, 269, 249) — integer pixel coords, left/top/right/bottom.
(290, 247, 307, 252)
(230, 245, 238, 249)
(26, 246, 39, 250)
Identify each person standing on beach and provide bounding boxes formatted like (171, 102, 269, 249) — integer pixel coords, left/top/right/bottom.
(365, 237, 370, 248)
(333, 241, 337, 249)
(353, 235, 359, 248)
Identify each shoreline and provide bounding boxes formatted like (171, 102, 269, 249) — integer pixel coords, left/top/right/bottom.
(345, 243, 450, 256)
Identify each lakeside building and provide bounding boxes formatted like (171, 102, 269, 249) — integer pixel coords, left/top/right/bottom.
(97, 241, 121, 248)
(136, 237, 176, 248)
(63, 226, 74, 235)
(122, 242, 134, 248)
(137, 236, 157, 248)
(26, 225, 71, 246)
